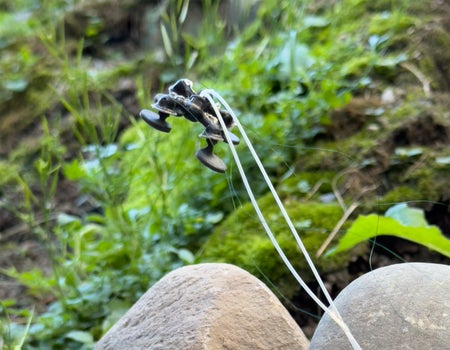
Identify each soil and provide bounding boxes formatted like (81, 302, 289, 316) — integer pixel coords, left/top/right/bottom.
(1, 0, 450, 340)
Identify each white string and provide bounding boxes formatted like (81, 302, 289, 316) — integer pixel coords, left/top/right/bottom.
(200, 89, 362, 350)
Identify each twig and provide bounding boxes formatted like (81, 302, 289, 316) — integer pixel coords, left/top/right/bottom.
(303, 179, 326, 201)
(402, 153, 428, 181)
(400, 62, 431, 98)
(332, 169, 351, 212)
(316, 201, 359, 257)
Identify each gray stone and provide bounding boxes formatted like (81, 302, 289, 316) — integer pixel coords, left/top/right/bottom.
(310, 262, 450, 350)
(95, 263, 309, 350)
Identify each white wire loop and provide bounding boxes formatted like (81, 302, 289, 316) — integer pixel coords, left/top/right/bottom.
(200, 89, 362, 350)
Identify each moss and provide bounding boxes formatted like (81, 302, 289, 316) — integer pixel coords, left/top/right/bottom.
(414, 165, 450, 201)
(388, 148, 450, 203)
(0, 160, 19, 187)
(387, 93, 428, 123)
(377, 186, 428, 209)
(365, 154, 450, 213)
(418, 26, 450, 91)
(198, 194, 365, 297)
(298, 131, 379, 172)
(277, 171, 336, 197)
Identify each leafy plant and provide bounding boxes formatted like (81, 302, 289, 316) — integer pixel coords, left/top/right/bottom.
(160, 0, 229, 71)
(328, 203, 450, 258)
(0, 301, 34, 350)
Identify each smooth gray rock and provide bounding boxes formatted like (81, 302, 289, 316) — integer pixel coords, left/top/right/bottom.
(95, 263, 309, 350)
(310, 262, 450, 350)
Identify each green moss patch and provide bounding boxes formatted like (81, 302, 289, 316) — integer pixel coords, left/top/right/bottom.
(199, 194, 366, 297)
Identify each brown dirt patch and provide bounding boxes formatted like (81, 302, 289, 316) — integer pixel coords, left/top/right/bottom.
(387, 112, 450, 148)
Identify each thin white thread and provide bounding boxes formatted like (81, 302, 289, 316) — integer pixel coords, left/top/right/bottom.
(200, 89, 362, 350)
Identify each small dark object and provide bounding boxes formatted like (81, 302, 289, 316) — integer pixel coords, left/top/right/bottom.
(139, 79, 240, 172)
(196, 139, 227, 173)
(140, 109, 171, 133)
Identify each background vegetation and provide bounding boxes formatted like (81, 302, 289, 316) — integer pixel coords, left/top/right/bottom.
(0, 0, 449, 348)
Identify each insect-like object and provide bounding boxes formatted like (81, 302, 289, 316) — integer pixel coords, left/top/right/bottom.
(140, 79, 240, 173)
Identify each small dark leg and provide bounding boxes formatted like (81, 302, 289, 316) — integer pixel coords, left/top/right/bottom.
(196, 139, 226, 173)
(140, 109, 171, 133)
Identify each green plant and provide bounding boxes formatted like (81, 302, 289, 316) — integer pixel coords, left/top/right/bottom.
(328, 203, 450, 257)
(159, 0, 191, 65)
(159, 0, 230, 72)
(0, 301, 34, 350)
(0, 44, 39, 101)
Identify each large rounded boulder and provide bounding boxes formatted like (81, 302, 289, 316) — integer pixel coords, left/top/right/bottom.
(95, 263, 309, 349)
(310, 262, 450, 349)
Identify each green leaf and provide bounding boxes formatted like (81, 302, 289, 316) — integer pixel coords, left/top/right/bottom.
(394, 147, 423, 158)
(65, 330, 94, 344)
(375, 53, 408, 68)
(435, 156, 450, 165)
(160, 23, 173, 58)
(56, 213, 80, 225)
(83, 144, 118, 159)
(385, 203, 428, 227)
(177, 248, 195, 264)
(303, 15, 329, 28)
(63, 159, 87, 180)
(205, 212, 224, 224)
(327, 213, 450, 258)
(3, 78, 28, 92)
